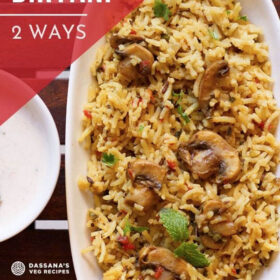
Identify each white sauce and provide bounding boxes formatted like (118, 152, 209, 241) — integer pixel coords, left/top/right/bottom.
(0, 103, 48, 231)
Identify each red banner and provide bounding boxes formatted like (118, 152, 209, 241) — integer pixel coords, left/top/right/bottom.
(0, 0, 142, 124)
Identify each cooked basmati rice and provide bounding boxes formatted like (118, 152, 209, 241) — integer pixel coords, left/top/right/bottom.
(79, 0, 280, 279)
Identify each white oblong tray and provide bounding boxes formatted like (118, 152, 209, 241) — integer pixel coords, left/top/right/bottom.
(66, 1, 280, 279)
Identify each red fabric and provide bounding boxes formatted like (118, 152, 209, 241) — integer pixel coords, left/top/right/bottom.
(0, 0, 143, 124)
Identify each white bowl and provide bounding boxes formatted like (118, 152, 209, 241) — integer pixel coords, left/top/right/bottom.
(0, 71, 61, 242)
(66, 1, 280, 279)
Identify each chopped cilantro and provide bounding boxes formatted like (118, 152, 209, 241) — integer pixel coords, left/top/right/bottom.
(153, 0, 171, 21)
(101, 153, 118, 167)
(159, 208, 189, 241)
(208, 29, 219, 40)
(139, 124, 144, 132)
(174, 242, 210, 268)
(239, 15, 248, 21)
(123, 219, 148, 235)
(172, 90, 184, 104)
(177, 105, 190, 124)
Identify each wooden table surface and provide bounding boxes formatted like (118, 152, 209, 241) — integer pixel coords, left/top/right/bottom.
(0, 1, 280, 279)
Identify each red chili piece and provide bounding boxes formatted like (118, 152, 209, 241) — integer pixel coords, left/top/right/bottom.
(117, 236, 135, 251)
(254, 120, 265, 130)
(167, 160, 176, 170)
(154, 266, 164, 279)
(83, 110, 92, 119)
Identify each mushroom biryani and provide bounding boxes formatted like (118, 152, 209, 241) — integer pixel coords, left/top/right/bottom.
(78, 0, 280, 279)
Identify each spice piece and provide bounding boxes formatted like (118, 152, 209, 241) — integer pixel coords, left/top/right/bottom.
(154, 266, 164, 279)
(83, 110, 92, 119)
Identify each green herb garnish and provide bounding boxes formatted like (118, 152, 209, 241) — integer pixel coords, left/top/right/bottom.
(172, 90, 184, 104)
(139, 124, 144, 132)
(101, 153, 118, 167)
(153, 0, 171, 21)
(123, 219, 148, 235)
(239, 15, 248, 21)
(226, 10, 231, 15)
(177, 105, 190, 124)
(174, 242, 210, 268)
(208, 29, 219, 40)
(159, 208, 189, 241)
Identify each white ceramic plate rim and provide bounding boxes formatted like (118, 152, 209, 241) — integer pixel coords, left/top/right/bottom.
(0, 94, 61, 242)
(66, 1, 280, 279)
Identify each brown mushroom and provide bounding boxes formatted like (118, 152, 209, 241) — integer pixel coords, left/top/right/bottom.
(125, 160, 166, 211)
(116, 44, 154, 84)
(128, 159, 166, 189)
(198, 60, 230, 112)
(116, 44, 154, 63)
(203, 200, 227, 215)
(118, 57, 140, 84)
(209, 221, 237, 237)
(203, 200, 237, 236)
(199, 200, 237, 249)
(109, 34, 144, 49)
(124, 187, 158, 211)
(139, 246, 190, 279)
(200, 235, 223, 250)
(178, 130, 240, 183)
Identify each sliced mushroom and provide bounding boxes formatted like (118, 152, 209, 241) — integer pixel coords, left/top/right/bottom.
(109, 34, 144, 49)
(118, 57, 140, 84)
(200, 235, 223, 250)
(198, 60, 230, 112)
(124, 187, 158, 211)
(128, 159, 166, 189)
(178, 130, 240, 183)
(179, 144, 220, 180)
(209, 221, 237, 237)
(116, 44, 154, 84)
(139, 246, 190, 279)
(199, 200, 237, 248)
(116, 44, 154, 63)
(203, 200, 227, 215)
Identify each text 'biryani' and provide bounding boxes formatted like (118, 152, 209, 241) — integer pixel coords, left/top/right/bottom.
(79, 0, 280, 279)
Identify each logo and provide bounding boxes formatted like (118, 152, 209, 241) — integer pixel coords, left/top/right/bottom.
(11, 261, 26, 276)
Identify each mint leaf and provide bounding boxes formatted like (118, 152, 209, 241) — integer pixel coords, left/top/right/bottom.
(174, 242, 210, 268)
(159, 208, 189, 241)
(177, 105, 190, 124)
(153, 0, 171, 21)
(102, 153, 118, 167)
(123, 219, 148, 235)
